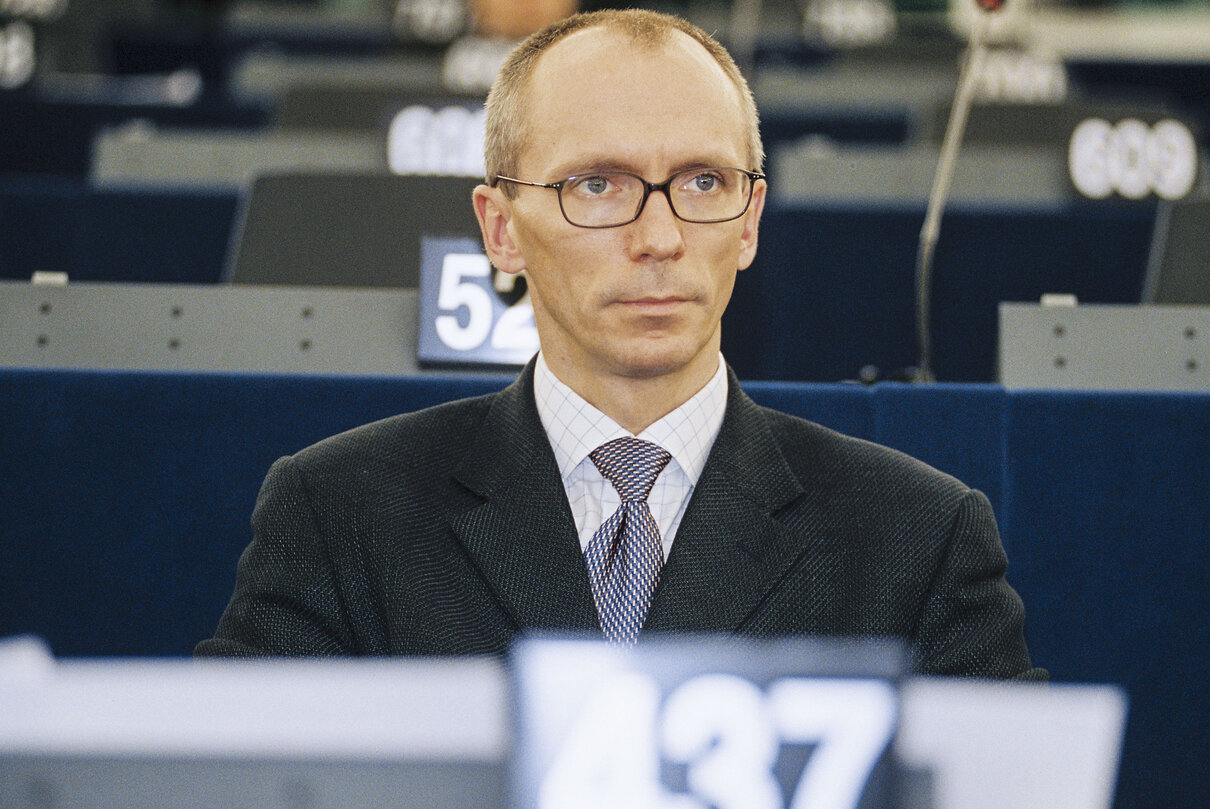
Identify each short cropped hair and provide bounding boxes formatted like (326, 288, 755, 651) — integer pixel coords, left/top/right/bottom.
(483, 8, 763, 189)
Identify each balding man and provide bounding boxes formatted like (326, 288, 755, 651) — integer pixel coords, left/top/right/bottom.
(199, 10, 1043, 681)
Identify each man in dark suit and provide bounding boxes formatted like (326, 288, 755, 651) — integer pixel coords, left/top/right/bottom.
(198, 9, 1043, 680)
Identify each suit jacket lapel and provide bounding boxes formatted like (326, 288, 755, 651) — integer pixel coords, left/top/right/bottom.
(449, 361, 600, 633)
(645, 370, 811, 634)
(447, 362, 824, 638)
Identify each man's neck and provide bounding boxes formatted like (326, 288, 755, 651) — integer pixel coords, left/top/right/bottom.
(541, 350, 721, 435)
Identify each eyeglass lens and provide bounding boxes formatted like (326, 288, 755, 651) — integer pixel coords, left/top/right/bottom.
(559, 168, 753, 227)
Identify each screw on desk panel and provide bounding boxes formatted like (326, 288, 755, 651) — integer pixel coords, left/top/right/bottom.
(1053, 324, 1066, 338)
(1054, 356, 1067, 368)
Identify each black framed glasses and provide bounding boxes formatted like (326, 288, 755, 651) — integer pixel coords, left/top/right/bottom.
(494, 167, 764, 229)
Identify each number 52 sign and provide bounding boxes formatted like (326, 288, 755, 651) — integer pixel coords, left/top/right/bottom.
(418, 237, 540, 366)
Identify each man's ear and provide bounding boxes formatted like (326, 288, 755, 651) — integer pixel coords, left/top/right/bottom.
(473, 185, 526, 275)
(736, 177, 766, 272)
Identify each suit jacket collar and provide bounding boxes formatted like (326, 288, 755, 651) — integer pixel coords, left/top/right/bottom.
(450, 360, 810, 636)
(645, 366, 808, 633)
(450, 359, 600, 633)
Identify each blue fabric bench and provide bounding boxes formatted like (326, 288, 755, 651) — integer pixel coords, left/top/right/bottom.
(0, 177, 237, 283)
(1, 184, 1156, 383)
(723, 200, 1156, 382)
(0, 367, 1205, 808)
(0, 91, 268, 177)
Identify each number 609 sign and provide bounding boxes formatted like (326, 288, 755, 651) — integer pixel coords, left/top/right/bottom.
(418, 237, 540, 367)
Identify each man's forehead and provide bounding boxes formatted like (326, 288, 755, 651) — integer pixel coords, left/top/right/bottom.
(534, 24, 724, 84)
(509, 24, 749, 177)
(521, 25, 743, 130)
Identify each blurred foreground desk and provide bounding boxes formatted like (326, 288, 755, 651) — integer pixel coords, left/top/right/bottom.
(0, 636, 1126, 809)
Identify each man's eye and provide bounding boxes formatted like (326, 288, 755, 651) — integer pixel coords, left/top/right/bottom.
(683, 171, 724, 193)
(573, 176, 613, 195)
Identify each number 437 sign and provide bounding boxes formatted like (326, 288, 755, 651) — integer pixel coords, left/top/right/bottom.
(511, 637, 907, 809)
(418, 237, 540, 367)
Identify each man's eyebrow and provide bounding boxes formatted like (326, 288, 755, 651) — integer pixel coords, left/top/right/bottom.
(547, 158, 740, 180)
(666, 160, 736, 174)
(546, 160, 638, 178)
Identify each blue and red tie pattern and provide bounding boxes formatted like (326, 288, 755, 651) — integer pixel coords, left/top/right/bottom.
(584, 437, 672, 644)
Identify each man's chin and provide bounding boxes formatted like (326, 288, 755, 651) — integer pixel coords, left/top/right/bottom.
(607, 338, 715, 381)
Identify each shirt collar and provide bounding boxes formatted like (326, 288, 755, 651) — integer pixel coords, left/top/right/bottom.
(533, 352, 728, 484)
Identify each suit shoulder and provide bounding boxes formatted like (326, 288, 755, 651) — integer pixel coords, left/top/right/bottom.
(756, 404, 972, 500)
(289, 389, 498, 475)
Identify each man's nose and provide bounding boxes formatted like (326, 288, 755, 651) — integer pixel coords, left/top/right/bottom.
(627, 188, 685, 262)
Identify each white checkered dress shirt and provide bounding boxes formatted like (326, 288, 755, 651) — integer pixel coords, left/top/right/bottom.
(533, 352, 728, 558)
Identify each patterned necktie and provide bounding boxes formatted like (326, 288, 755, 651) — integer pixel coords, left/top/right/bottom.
(584, 437, 673, 644)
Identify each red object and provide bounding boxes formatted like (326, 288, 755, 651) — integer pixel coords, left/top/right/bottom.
(975, 0, 1006, 11)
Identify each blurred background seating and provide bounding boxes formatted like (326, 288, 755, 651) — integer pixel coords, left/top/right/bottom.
(3, 0, 1207, 381)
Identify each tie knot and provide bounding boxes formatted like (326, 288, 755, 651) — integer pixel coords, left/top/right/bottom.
(590, 437, 672, 502)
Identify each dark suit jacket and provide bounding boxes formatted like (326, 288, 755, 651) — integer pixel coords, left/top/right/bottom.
(197, 363, 1044, 680)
